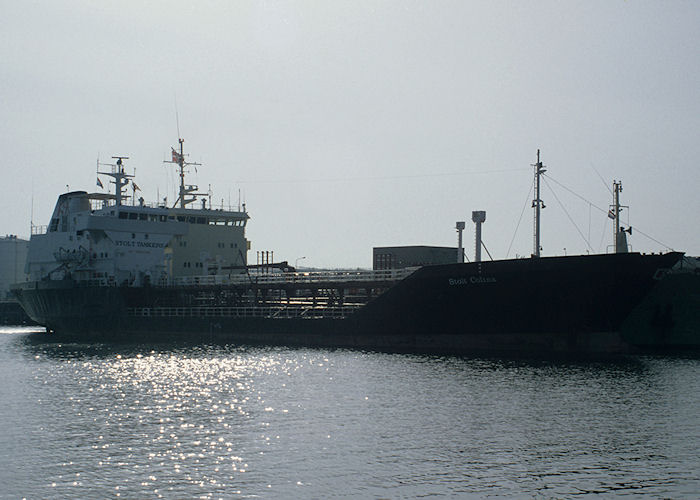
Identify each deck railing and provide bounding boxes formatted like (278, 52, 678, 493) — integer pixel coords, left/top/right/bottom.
(173, 267, 418, 287)
(73, 267, 418, 289)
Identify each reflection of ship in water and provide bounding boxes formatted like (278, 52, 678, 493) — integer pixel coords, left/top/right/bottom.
(10, 144, 693, 353)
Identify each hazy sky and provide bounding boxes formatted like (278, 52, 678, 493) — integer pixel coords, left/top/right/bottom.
(2, 1, 698, 268)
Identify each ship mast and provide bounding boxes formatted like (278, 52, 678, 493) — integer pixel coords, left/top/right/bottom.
(532, 149, 546, 258)
(98, 156, 132, 206)
(611, 180, 630, 253)
(168, 138, 201, 209)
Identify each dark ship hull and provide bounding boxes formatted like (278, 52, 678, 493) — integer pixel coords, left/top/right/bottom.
(0, 300, 36, 326)
(12, 252, 686, 354)
(620, 264, 700, 352)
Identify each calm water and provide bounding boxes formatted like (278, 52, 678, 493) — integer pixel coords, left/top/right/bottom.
(1, 327, 699, 498)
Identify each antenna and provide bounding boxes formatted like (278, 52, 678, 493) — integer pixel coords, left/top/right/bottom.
(175, 94, 181, 138)
(30, 178, 34, 233)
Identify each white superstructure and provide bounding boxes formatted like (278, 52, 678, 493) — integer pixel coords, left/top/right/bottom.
(25, 140, 249, 287)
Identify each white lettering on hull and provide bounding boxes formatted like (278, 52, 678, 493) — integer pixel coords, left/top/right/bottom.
(448, 276, 497, 285)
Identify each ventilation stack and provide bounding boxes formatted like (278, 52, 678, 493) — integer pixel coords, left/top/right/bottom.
(472, 211, 486, 262)
(456, 221, 466, 263)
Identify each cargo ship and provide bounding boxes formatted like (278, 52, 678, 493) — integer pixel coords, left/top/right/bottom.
(11, 142, 686, 353)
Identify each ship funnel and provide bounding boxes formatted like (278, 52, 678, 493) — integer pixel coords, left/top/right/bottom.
(472, 211, 486, 262)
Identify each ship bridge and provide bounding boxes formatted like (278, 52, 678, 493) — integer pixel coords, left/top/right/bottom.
(24, 144, 251, 287)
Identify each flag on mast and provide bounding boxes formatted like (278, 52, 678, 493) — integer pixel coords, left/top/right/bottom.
(97, 177, 103, 188)
(172, 148, 181, 163)
(607, 209, 616, 220)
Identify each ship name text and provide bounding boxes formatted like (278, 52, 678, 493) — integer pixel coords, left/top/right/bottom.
(448, 276, 497, 285)
(115, 240, 165, 249)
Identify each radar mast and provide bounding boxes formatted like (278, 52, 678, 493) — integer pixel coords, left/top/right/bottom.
(167, 138, 202, 209)
(98, 156, 132, 206)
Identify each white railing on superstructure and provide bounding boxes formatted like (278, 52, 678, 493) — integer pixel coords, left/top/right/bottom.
(128, 304, 361, 319)
(31, 225, 48, 235)
(89, 198, 246, 214)
(173, 267, 418, 287)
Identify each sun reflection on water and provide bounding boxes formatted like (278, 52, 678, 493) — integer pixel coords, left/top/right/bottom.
(21, 343, 325, 498)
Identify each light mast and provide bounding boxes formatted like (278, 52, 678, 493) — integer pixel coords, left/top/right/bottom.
(532, 150, 546, 258)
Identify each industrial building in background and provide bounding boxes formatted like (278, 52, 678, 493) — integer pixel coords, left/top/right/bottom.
(0, 235, 28, 299)
(373, 245, 458, 270)
(0, 235, 31, 324)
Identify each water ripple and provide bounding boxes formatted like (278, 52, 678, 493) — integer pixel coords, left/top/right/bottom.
(1, 329, 699, 498)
